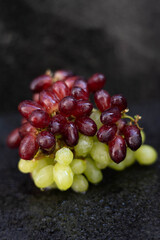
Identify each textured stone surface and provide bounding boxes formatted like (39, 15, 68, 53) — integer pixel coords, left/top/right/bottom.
(0, 102, 159, 239)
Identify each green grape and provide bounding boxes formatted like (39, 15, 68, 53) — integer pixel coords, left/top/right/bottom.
(32, 157, 54, 179)
(123, 148, 135, 167)
(18, 159, 38, 173)
(90, 142, 110, 168)
(34, 165, 54, 188)
(53, 163, 73, 190)
(95, 161, 108, 169)
(84, 158, 103, 184)
(90, 110, 103, 129)
(70, 159, 86, 174)
(141, 130, 146, 144)
(108, 159, 126, 171)
(74, 134, 93, 157)
(135, 145, 158, 165)
(71, 175, 89, 193)
(55, 147, 73, 165)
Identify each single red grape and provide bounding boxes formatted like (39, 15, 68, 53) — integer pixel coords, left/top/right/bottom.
(50, 114, 67, 135)
(75, 117, 97, 136)
(59, 96, 77, 117)
(7, 128, 21, 148)
(29, 109, 51, 128)
(37, 131, 56, 152)
(72, 100, 93, 118)
(52, 81, 70, 100)
(109, 135, 126, 163)
(111, 94, 127, 111)
(63, 122, 79, 146)
(97, 124, 117, 143)
(19, 122, 37, 138)
(101, 107, 121, 125)
(123, 125, 142, 151)
(18, 100, 42, 119)
(94, 89, 111, 112)
(88, 73, 106, 92)
(39, 90, 59, 114)
(19, 133, 39, 160)
(30, 75, 52, 92)
(53, 70, 73, 81)
(71, 87, 89, 100)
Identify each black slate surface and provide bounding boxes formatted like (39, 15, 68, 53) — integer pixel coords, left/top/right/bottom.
(0, 101, 159, 240)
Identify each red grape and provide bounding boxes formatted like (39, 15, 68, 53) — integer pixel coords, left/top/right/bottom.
(123, 125, 142, 151)
(30, 75, 52, 92)
(7, 128, 21, 148)
(29, 109, 51, 128)
(59, 96, 76, 117)
(72, 100, 93, 118)
(109, 135, 126, 163)
(65, 76, 79, 89)
(111, 94, 127, 111)
(88, 73, 106, 92)
(53, 70, 73, 81)
(39, 90, 59, 114)
(94, 89, 111, 112)
(63, 122, 79, 146)
(50, 114, 67, 135)
(18, 100, 42, 119)
(71, 87, 89, 100)
(101, 107, 121, 125)
(52, 81, 70, 100)
(76, 117, 97, 136)
(37, 131, 56, 152)
(97, 124, 117, 143)
(19, 122, 37, 138)
(19, 133, 39, 160)
(73, 78, 88, 93)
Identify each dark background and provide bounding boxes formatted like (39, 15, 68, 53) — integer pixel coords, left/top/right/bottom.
(0, 1, 160, 240)
(0, 0, 160, 113)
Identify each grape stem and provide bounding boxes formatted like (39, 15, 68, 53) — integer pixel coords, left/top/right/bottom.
(122, 113, 143, 130)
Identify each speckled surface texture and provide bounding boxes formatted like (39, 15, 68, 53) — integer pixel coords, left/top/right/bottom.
(0, 102, 159, 240)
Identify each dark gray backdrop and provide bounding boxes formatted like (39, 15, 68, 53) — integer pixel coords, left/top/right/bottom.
(0, 0, 160, 112)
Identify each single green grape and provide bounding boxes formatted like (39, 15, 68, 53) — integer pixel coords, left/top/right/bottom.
(135, 145, 158, 165)
(18, 159, 38, 173)
(84, 158, 103, 184)
(123, 148, 135, 167)
(108, 159, 126, 171)
(90, 142, 110, 168)
(55, 147, 73, 165)
(53, 163, 74, 191)
(74, 134, 93, 157)
(141, 130, 146, 144)
(90, 110, 103, 129)
(70, 159, 86, 174)
(71, 175, 89, 193)
(32, 157, 54, 179)
(34, 165, 54, 188)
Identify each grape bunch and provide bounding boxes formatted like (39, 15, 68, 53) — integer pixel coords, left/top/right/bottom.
(7, 70, 158, 193)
